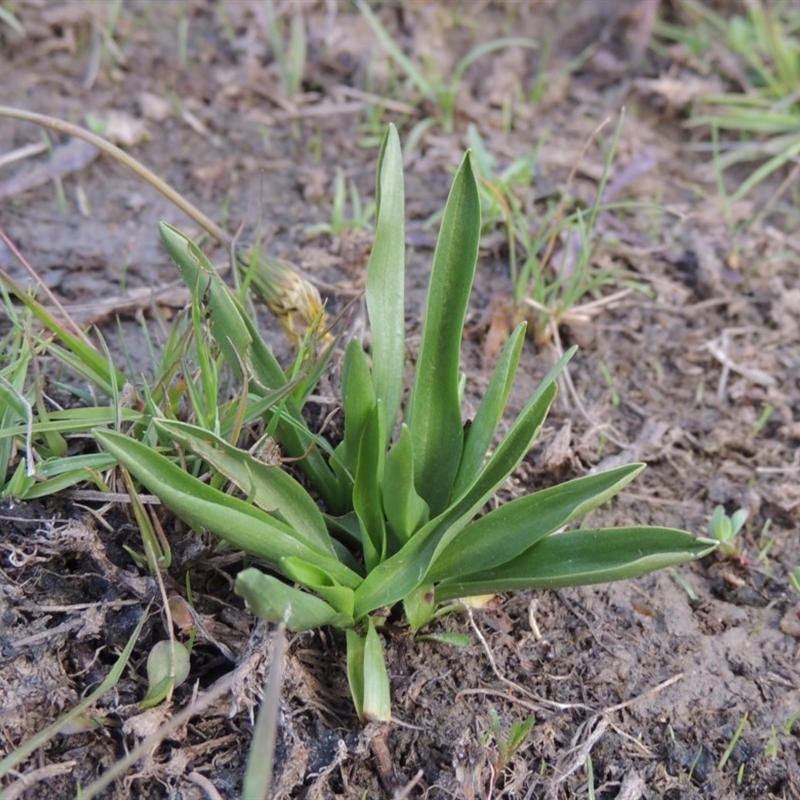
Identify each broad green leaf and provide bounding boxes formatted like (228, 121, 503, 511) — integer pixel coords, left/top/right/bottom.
(235, 568, 349, 632)
(95, 429, 361, 588)
(154, 419, 335, 557)
(142, 641, 191, 709)
(426, 463, 646, 582)
(383, 424, 430, 543)
(452, 322, 526, 497)
(409, 151, 481, 515)
(366, 124, 405, 441)
(280, 556, 357, 618)
(353, 403, 386, 571)
(403, 583, 435, 632)
(435, 528, 719, 600)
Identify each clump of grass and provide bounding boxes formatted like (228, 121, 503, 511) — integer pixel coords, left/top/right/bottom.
(655, 0, 800, 204)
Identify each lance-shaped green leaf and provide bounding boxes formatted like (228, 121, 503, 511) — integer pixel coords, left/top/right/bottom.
(426, 463, 646, 582)
(160, 222, 259, 384)
(366, 124, 405, 441)
(334, 339, 376, 481)
(353, 356, 563, 618)
(434, 528, 719, 601)
(94, 429, 361, 589)
(353, 403, 387, 572)
(408, 151, 481, 515)
(383, 424, 430, 543)
(451, 322, 526, 498)
(346, 619, 391, 723)
(236, 568, 351, 632)
(280, 557, 357, 618)
(154, 419, 336, 558)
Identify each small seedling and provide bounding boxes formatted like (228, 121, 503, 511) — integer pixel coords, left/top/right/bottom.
(305, 167, 375, 237)
(788, 567, 800, 595)
(483, 706, 536, 774)
(709, 504, 748, 557)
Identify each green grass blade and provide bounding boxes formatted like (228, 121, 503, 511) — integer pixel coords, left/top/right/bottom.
(408, 151, 480, 514)
(242, 625, 285, 800)
(366, 124, 405, 440)
(435, 528, 718, 600)
(451, 37, 537, 87)
(427, 463, 645, 582)
(355, 0, 433, 99)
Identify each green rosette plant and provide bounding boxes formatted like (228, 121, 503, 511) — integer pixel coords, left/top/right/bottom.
(95, 125, 716, 721)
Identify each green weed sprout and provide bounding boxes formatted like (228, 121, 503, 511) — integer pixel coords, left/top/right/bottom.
(484, 707, 536, 775)
(708, 504, 748, 557)
(95, 126, 717, 721)
(305, 167, 375, 237)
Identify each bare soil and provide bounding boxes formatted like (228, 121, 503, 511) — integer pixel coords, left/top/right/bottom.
(1, 2, 799, 798)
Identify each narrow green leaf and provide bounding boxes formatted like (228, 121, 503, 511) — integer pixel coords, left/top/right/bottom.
(409, 151, 481, 515)
(95, 429, 361, 588)
(427, 463, 646, 582)
(0, 273, 122, 396)
(154, 419, 335, 557)
(415, 631, 472, 647)
(362, 618, 391, 722)
(353, 403, 386, 571)
(235, 568, 348, 632)
(452, 322, 526, 497)
(435, 528, 719, 600)
(355, 0, 433, 99)
(367, 124, 405, 440)
(383, 424, 430, 543)
(336, 338, 376, 478)
(346, 628, 367, 723)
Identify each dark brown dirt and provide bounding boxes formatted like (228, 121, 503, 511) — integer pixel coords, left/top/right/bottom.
(1, 1, 799, 798)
